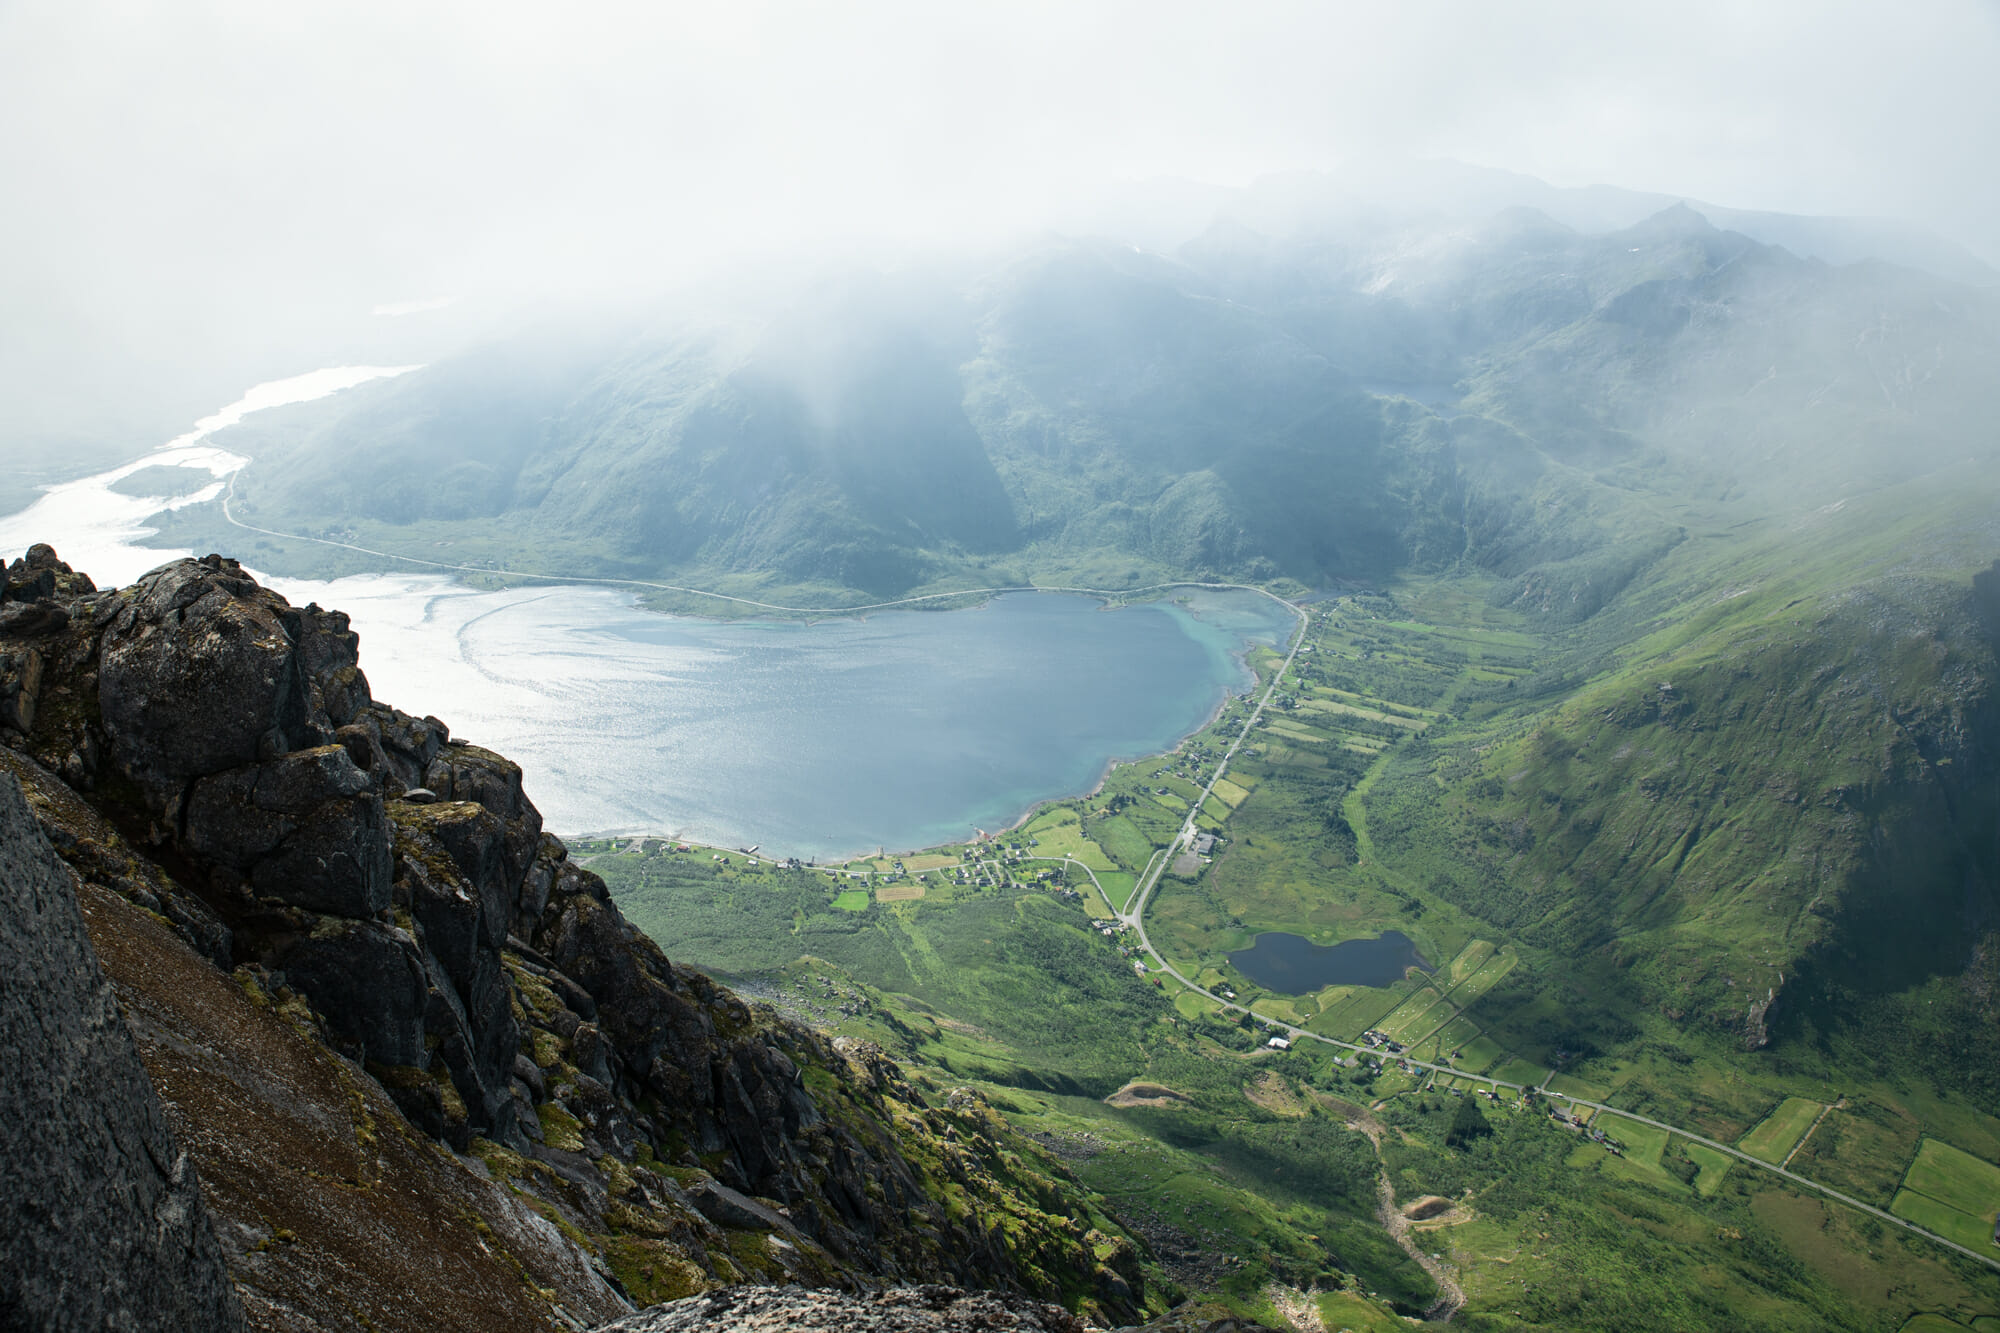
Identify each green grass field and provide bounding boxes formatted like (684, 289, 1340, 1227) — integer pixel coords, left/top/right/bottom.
(1442, 940, 1495, 986)
(1490, 1058, 1550, 1088)
(831, 889, 870, 911)
(1901, 1139, 2000, 1228)
(1738, 1098, 1825, 1163)
(1684, 1141, 1734, 1196)
(1893, 1188, 1999, 1255)
(1309, 987, 1406, 1040)
(1455, 1035, 1507, 1073)
(1439, 948, 1517, 1005)
(1376, 989, 1448, 1042)
(1787, 1103, 1921, 1207)
(1210, 777, 1251, 808)
(1093, 871, 1139, 912)
(1593, 1114, 1670, 1173)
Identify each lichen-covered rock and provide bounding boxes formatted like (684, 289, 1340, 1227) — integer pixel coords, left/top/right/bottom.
(98, 557, 314, 793)
(184, 745, 392, 917)
(280, 916, 430, 1066)
(0, 644, 42, 733)
(0, 773, 244, 1332)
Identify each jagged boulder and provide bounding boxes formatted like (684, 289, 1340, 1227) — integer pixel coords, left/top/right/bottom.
(0, 773, 244, 1331)
(281, 916, 431, 1067)
(98, 557, 316, 795)
(184, 745, 391, 917)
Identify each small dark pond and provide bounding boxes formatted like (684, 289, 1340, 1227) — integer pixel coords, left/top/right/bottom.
(1227, 930, 1433, 993)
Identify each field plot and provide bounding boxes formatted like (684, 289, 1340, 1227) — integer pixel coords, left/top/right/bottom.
(1172, 990, 1219, 1020)
(1788, 1104, 1921, 1206)
(1261, 719, 1330, 744)
(1900, 1317, 1975, 1333)
(1737, 1097, 1824, 1163)
(1090, 815, 1157, 870)
(1595, 1114, 1670, 1174)
(1441, 941, 1495, 986)
(1455, 1035, 1507, 1073)
(1093, 871, 1138, 912)
(1025, 821, 1119, 872)
(1899, 1139, 2000, 1226)
(876, 883, 925, 902)
(831, 889, 870, 911)
(1210, 777, 1251, 808)
(1311, 986, 1407, 1040)
(1440, 947, 1517, 1005)
(1491, 1058, 1551, 1090)
(1545, 1073, 1611, 1103)
(1684, 1142, 1734, 1196)
(901, 853, 959, 871)
(1432, 1014, 1481, 1053)
(1376, 989, 1449, 1043)
(1892, 1189, 1998, 1254)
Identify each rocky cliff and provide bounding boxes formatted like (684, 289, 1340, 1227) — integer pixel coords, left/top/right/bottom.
(0, 771, 246, 1331)
(0, 544, 1150, 1331)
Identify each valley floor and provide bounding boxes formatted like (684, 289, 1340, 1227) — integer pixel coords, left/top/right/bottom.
(588, 575, 2000, 1331)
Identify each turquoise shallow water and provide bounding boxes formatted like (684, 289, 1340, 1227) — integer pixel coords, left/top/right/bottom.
(479, 588, 1295, 858)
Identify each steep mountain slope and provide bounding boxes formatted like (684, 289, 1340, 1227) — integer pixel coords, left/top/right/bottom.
(191, 205, 2000, 613)
(0, 544, 1156, 1330)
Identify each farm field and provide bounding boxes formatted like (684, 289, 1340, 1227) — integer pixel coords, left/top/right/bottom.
(1439, 948, 1517, 1005)
(1376, 989, 1448, 1043)
(1455, 1035, 1507, 1073)
(1900, 1139, 2000, 1230)
(1684, 1142, 1734, 1196)
(1893, 1189, 1998, 1255)
(1739, 1098, 1825, 1163)
(1440, 940, 1494, 986)
(1787, 1102, 1922, 1206)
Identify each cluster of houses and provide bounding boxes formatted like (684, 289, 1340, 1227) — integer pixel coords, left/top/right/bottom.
(1359, 1029, 1406, 1056)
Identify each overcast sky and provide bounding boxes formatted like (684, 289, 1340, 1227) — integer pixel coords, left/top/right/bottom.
(2, 0, 1996, 441)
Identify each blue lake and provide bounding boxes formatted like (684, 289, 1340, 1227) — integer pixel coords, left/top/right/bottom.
(364, 585, 1298, 858)
(1227, 930, 1434, 993)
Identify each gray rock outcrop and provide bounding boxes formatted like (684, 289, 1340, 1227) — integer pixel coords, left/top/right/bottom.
(592, 1284, 1086, 1333)
(0, 773, 244, 1332)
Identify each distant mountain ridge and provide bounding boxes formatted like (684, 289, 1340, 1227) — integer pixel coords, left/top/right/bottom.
(196, 197, 2000, 615)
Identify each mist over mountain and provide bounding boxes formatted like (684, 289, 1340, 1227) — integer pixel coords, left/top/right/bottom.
(203, 192, 1999, 613)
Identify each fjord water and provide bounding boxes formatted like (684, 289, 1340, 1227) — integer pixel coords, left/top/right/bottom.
(444, 586, 1294, 857)
(1227, 930, 1434, 993)
(0, 369, 1294, 859)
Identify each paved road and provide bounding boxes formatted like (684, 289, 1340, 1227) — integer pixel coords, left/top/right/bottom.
(1119, 598, 2000, 1279)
